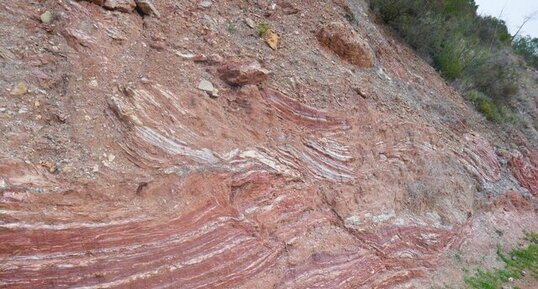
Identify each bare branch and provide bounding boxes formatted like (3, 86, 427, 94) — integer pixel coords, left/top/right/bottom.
(513, 10, 538, 39)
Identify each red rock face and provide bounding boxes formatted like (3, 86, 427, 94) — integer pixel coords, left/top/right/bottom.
(0, 78, 472, 287)
(0, 0, 536, 288)
(509, 150, 538, 196)
(460, 133, 502, 182)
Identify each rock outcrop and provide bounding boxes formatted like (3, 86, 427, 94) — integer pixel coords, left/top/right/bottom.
(510, 150, 538, 196)
(0, 0, 536, 288)
(103, 0, 136, 13)
(84, 0, 159, 15)
(135, 0, 160, 17)
(218, 60, 271, 86)
(317, 21, 375, 68)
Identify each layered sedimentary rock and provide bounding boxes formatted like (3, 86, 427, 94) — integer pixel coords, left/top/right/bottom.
(509, 149, 538, 196)
(0, 0, 536, 288)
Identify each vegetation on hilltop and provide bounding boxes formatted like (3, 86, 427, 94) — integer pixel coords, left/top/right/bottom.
(369, 0, 538, 123)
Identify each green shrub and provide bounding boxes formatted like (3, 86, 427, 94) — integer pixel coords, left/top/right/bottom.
(464, 90, 518, 123)
(435, 44, 464, 79)
(226, 22, 237, 34)
(257, 22, 269, 36)
(478, 99, 502, 122)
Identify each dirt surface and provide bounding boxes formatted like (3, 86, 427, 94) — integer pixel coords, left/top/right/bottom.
(0, 0, 537, 288)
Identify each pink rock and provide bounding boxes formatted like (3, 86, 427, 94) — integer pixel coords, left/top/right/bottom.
(509, 151, 538, 196)
(463, 133, 501, 182)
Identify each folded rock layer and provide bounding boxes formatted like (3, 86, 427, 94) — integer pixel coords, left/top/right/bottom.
(0, 0, 536, 288)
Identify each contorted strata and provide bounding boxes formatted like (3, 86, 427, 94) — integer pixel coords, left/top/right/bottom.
(0, 0, 536, 288)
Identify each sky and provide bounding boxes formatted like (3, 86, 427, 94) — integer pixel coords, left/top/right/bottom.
(475, 0, 538, 38)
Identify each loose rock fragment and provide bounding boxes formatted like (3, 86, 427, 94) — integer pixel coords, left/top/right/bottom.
(193, 53, 223, 64)
(0, 47, 15, 60)
(10, 82, 28, 96)
(198, 79, 219, 97)
(245, 18, 256, 28)
(317, 21, 374, 68)
(175, 51, 196, 59)
(263, 29, 280, 50)
(198, 79, 214, 92)
(40, 161, 57, 173)
(103, 0, 136, 13)
(199, 0, 212, 9)
(135, 0, 160, 17)
(218, 60, 271, 86)
(280, 2, 299, 15)
(40, 11, 53, 23)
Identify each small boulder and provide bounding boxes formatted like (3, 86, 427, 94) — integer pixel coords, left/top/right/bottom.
(244, 18, 256, 29)
(135, 0, 160, 17)
(0, 47, 16, 60)
(198, 79, 219, 98)
(40, 11, 53, 23)
(198, 79, 214, 92)
(218, 60, 271, 86)
(193, 53, 223, 64)
(10, 82, 28, 96)
(199, 1, 213, 9)
(103, 0, 136, 13)
(317, 21, 374, 68)
(263, 29, 279, 50)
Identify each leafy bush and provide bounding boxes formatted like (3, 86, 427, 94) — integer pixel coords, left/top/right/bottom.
(478, 98, 502, 122)
(465, 90, 516, 123)
(435, 43, 465, 79)
(368, 0, 521, 122)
